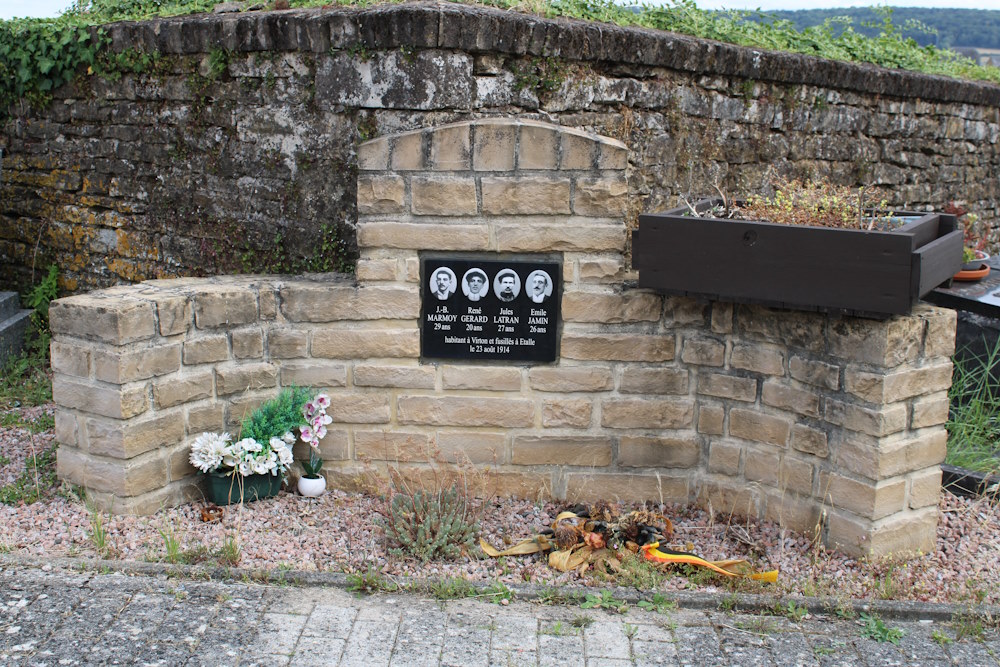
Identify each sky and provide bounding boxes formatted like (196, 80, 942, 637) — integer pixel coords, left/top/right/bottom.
(3, 0, 1000, 20)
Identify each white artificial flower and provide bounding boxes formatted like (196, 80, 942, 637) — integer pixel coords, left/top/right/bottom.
(270, 436, 287, 451)
(252, 458, 271, 475)
(238, 460, 254, 477)
(241, 438, 262, 453)
(282, 431, 296, 444)
(188, 431, 230, 473)
(277, 446, 294, 468)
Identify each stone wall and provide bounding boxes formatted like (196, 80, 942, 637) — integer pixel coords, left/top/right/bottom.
(50, 119, 957, 557)
(3, 4, 1000, 294)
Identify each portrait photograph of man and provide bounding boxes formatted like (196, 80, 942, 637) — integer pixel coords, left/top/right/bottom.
(462, 268, 490, 301)
(494, 269, 521, 302)
(429, 266, 457, 300)
(525, 270, 553, 304)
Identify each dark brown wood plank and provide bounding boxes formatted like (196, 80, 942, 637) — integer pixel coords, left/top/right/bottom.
(915, 229, 964, 296)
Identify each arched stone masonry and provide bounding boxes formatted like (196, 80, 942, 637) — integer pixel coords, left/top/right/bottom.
(49, 119, 955, 557)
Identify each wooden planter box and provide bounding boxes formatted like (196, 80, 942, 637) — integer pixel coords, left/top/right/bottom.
(634, 198, 963, 318)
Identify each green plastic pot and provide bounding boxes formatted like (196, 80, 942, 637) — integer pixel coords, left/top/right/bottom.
(204, 471, 283, 505)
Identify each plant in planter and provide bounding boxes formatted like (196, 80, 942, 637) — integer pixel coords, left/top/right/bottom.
(297, 393, 331, 497)
(189, 386, 313, 505)
(944, 203, 993, 275)
(634, 179, 964, 318)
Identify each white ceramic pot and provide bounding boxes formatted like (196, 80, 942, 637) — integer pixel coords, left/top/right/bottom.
(297, 475, 326, 497)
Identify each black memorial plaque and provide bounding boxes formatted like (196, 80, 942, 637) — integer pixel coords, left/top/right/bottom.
(421, 255, 561, 363)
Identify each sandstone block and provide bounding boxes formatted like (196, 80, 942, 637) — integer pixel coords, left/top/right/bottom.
(698, 373, 757, 402)
(473, 122, 515, 171)
(698, 478, 760, 517)
(565, 472, 689, 504)
(316, 429, 350, 461)
(619, 367, 688, 394)
(762, 489, 820, 535)
(711, 303, 733, 334)
(328, 392, 391, 424)
(698, 404, 725, 435)
(232, 328, 263, 359)
(911, 392, 949, 428)
(825, 507, 938, 557)
(835, 429, 946, 480)
(437, 431, 506, 464)
(60, 448, 168, 497)
(281, 284, 419, 322)
(50, 295, 156, 344)
(411, 176, 478, 216)
(827, 315, 923, 367)
(681, 337, 725, 367)
(790, 424, 828, 458)
(921, 305, 957, 358)
(482, 177, 571, 215)
(825, 473, 906, 520)
(541, 399, 593, 428)
(430, 124, 471, 170)
(279, 361, 348, 388)
(708, 440, 742, 475)
(153, 370, 214, 409)
(496, 224, 625, 253)
(186, 403, 225, 434)
(268, 329, 309, 359)
(55, 446, 87, 488)
(844, 361, 952, 404)
(511, 436, 612, 467)
(214, 363, 278, 396)
(738, 305, 825, 353)
(183, 335, 229, 365)
(729, 408, 790, 447)
(86, 412, 185, 459)
(85, 481, 203, 516)
(908, 467, 942, 509)
(358, 222, 490, 251)
(357, 136, 389, 171)
(398, 396, 534, 427)
(193, 288, 258, 329)
(730, 344, 784, 376)
(573, 176, 627, 217)
(259, 287, 277, 320)
(560, 130, 596, 170)
(518, 124, 558, 170)
(780, 456, 814, 495)
(600, 398, 694, 429)
(618, 435, 700, 468)
(356, 259, 400, 282)
(789, 356, 840, 390)
(598, 140, 628, 170)
(50, 341, 91, 378)
(94, 345, 181, 384)
(824, 399, 907, 438)
(55, 411, 78, 447)
(442, 365, 521, 391)
(485, 470, 555, 500)
(744, 450, 780, 486)
(53, 376, 148, 420)
(578, 257, 624, 281)
(761, 380, 820, 418)
(354, 364, 436, 389)
(561, 290, 662, 323)
(155, 295, 192, 336)
(528, 366, 614, 392)
(312, 329, 420, 359)
(390, 131, 424, 171)
(562, 333, 674, 362)
(355, 430, 433, 462)
(357, 175, 406, 215)
(167, 441, 197, 482)
(669, 297, 710, 326)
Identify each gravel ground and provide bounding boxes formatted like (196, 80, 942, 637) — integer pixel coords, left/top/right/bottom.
(2, 403, 998, 605)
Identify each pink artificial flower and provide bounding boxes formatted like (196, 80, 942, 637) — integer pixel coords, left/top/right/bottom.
(300, 424, 315, 442)
(316, 394, 331, 409)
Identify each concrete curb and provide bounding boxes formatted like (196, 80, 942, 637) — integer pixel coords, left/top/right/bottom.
(3, 551, 996, 624)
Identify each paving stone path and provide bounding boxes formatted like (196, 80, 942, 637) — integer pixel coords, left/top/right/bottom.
(1, 562, 998, 666)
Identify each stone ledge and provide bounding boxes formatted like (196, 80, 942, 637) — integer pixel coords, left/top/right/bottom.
(100, 4, 1000, 107)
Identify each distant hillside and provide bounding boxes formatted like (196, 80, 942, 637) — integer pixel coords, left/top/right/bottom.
(742, 7, 1000, 50)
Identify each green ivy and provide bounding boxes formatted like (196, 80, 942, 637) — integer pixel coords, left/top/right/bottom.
(0, 18, 105, 113)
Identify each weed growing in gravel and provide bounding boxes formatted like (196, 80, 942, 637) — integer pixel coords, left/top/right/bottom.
(536, 587, 583, 606)
(932, 629, 954, 645)
(737, 617, 777, 636)
(950, 608, 997, 642)
(637, 593, 677, 615)
(481, 581, 514, 604)
(581, 590, 629, 614)
(769, 600, 809, 622)
(217, 534, 241, 566)
(0, 443, 58, 505)
(380, 477, 479, 563)
(87, 503, 112, 558)
(543, 621, 574, 636)
(612, 549, 669, 589)
(859, 612, 905, 644)
(426, 577, 475, 600)
(345, 566, 401, 595)
(947, 340, 1000, 474)
(571, 614, 594, 629)
(718, 594, 740, 613)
